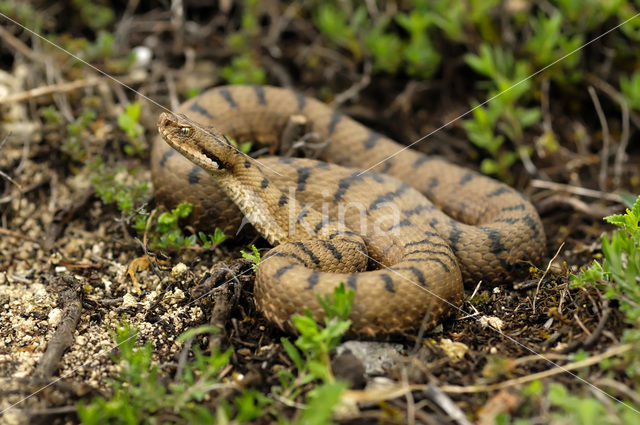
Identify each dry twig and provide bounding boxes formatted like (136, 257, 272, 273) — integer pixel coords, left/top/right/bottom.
(587, 86, 610, 191)
(423, 385, 473, 425)
(0, 77, 132, 104)
(585, 73, 640, 129)
(0, 25, 37, 60)
(530, 179, 624, 203)
(439, 344, 632, 394)
(34, 278, 84, 378)
(614, 100, 630, 187)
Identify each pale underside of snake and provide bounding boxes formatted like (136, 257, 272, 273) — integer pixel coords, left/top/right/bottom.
(153, 85, 546, 336)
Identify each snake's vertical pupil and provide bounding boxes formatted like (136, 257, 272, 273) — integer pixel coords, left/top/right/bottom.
(181, 127, 191, 136)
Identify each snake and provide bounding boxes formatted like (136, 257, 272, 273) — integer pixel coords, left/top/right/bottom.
(152, 85, 545, 336)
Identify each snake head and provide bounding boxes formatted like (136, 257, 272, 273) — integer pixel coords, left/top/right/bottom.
(157, 112, 237, 174)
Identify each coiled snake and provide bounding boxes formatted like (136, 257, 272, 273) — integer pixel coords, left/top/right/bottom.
(153, 85, 545, 335)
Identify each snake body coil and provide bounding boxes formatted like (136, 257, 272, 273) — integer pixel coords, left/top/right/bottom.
(153, 85, 545, 335)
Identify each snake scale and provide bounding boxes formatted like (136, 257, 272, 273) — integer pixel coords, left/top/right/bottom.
(152, 85, 545, 335)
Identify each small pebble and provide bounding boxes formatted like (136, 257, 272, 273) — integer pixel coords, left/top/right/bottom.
(132, 46, 152, 67)
(48, 308, 62, 327)
(121, 292, 138, 308)
(171, 263, 188, 280)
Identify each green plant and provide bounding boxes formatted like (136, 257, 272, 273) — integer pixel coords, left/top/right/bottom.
(313, 3, 365, 60)
(41, 105, 63, 126)
(617, 1, 640, 41)
(279, 283, 354, 386)
(553, 0, 622, 31)
(80, 32, 115, 62)
(90, 158, 149, 215)
(395, 4, 442, 78)
(571, 195, 640, 388)
(72, 0, 114, 32)
(45, 29, 134, 73)
(240, 245, 261, 272)
(117, 102, 145, 156)
(312, 1, 447, 78)
(77, 322, 161, 424)
(62, 109, 97, 162)
(226, 136, 253, 154)
(620, 72, 640, 110)
(0, 1, 44, 31)
(198, 228, 227, 249)
(277, 283, 354, 424)
(222, 0, 266, 85)
(89, 160, 224, 251)
(468, 0, 502, 41)
(462, 45, 541, 181)
(153, 203, 196, 249)
(427, 0, 466, 42)
(513, 380, 640, 424)
(92, 169, 226, 250)
(547, 383, 639, 425)
(77, 322, 253, 425)
(77, 286, 356, 424)
(220, 54, 266, 85)
(525, 11, 583, 81)
(292, 381, 348, 425)
(184, 87, 201, 99)
(128, 202, 227, 251)
(227, 0, 260, 50)
(364, 19, 404, 74)
(571, 195, 640, 336)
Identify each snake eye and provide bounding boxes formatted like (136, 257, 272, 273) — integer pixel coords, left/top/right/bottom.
(180, 127, 192, 136)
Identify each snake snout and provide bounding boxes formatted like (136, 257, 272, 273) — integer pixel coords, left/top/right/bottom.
(157, 112, 174, 129)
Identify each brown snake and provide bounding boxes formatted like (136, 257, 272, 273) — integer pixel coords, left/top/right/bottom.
(153, 85, 545, 335)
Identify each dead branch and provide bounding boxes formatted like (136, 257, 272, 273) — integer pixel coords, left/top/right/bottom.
(587, 86, 610, 191)
(439, 344, 632, 394)
(530, 179, 624, 203)
(0, 76, 144, 104)
(34, 277, 84, 378)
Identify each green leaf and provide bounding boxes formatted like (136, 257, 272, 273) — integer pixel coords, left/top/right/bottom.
(619, 193, 639, 209)
(480, 158, 499, 175)
(281, 337, 304, 371)
(158, 212, 176, 226)
(294, 381, 347, 425)
(213, 228, 227, 244)
(173, 202, 194, 218)
(176, 325, 220, 343)
(238, 141, 252, 154)
(234, 390, 271, 422)
(292, 314, 320, 338)
(240, 245, 261, 271)
(515, 107, 542, 128)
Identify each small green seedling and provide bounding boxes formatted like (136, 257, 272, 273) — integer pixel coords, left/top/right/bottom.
(117, 102, 145, 156)
(198, 228, 227, 249)
(90, 157, 149, 214)
(240, 245, 261, 272)
(41, 105, 63, 125)
(63, 109, 97, 162)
